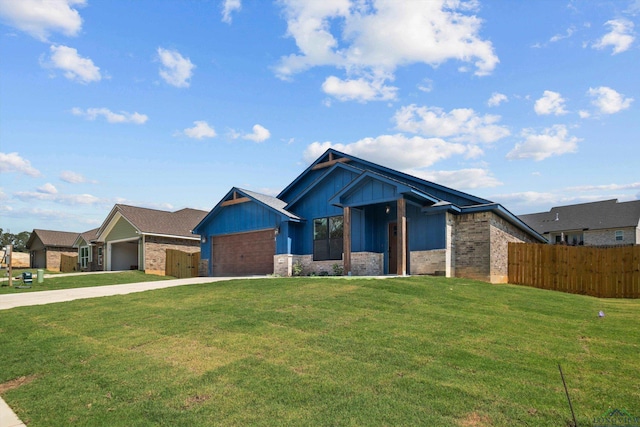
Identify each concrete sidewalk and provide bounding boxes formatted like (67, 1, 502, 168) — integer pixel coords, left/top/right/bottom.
(0, 276, 256, 311)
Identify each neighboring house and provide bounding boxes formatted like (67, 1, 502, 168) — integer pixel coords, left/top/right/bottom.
(193, 149, 545, 283)
(72, 228, 104, 272)
(96, 204, 208, 275)
(26, 229, 80, 271)
(519, 199, 640, 246)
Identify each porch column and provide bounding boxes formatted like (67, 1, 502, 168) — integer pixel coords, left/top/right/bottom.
(343, 206, 351, 275)
(397, 197, 407, 276)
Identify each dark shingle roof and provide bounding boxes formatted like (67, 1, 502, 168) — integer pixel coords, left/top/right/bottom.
(113, 205, 208, 238)
(519, 199, 640, 234)
(27, 229, 79, 249)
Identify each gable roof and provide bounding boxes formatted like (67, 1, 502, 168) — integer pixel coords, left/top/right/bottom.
(73, 228, 100, 247)
(278, 148, 491, 207)
(98, 204, 208, 240)
(192, 187, 300, 234)
(27, 229, 79, 249)
(519, 199, 640, 234)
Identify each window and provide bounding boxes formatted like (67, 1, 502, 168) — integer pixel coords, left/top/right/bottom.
(97, 247, 103, 265)
(80, 246, 90, 268)
(615, 230, 624, 241)
(313, 215, 343, 261)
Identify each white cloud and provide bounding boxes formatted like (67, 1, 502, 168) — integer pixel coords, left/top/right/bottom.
(417, 78, 433, 93)
(304, 134, 468, 170)
(182, 121, 217, 139)
(407, 168, 502, 189)
(506, 125, 580, 161)
(60, 170, 91, 183)
(565, 182, 640, 192)
(14, 190, 100, 205)
(43, 44, 101, 84)
(37, 183, 58, 194)
(487, 92, 508, 107)
(0, 0, 85, 41)
(242, 124, 271, 142)
(322, 75, 397, 102)
(275, 0, 498, 101)
(221, 0, 241, 24)
(71, 107, 148, 124)
(0, 152, 41, 177)
(393, 104, 510, 143)
(157, 47, 195, 88)
(550, 26, 575, 43)
(578, 110, 591, 119)
(592, 19, 635, 54)
(587, 86, 633, 114)
(534, 90, 567, 116)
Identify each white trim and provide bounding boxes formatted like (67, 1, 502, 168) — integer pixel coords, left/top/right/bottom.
(106, 237, 139, 271)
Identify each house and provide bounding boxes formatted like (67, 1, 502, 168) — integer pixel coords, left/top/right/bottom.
(193, 149, 545, 283)
(519, 199, 640, 246)
(72, 228, 104, 272)
(96, 204, 208, 275)
(26, 229, 80, 271)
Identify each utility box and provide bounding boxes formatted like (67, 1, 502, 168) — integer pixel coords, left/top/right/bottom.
(37, 269, 44, 283)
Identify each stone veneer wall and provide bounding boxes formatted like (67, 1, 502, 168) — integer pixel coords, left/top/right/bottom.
(350, 252, 384, 276)
(46, 248, 77, 272)
(274, 252, 383, 277)
(410, 249, 446, 275)
(144, 236, 200, 275)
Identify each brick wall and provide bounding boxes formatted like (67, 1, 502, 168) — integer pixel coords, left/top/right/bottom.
(489, 214, 538, 283)
(410, 249, 446, 275)
(144, 236, 200, 275)
(453, 212, 538, 283)
(584, 227, 637, 246)
(453, 212, 491, 281)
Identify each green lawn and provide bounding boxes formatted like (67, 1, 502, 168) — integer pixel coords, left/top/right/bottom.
(0, 276, 638, 426)
(0, 270, 174, 294)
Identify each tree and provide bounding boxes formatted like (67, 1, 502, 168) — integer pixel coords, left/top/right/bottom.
(0, 229, 31, 252)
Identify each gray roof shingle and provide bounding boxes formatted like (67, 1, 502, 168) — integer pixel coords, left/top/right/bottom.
(107, 205, 208, 238)
(27, 229, 79, 248)
(519, 199, 640, 234)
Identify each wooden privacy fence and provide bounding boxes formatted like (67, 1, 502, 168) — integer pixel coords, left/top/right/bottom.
(508, 243, 640, 298)
(165, 249, 200, 278)
(60, 254, 78, 273)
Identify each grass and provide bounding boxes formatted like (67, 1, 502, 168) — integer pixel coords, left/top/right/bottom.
(0, 270, 174, 294)
(0, 276, 638, 426)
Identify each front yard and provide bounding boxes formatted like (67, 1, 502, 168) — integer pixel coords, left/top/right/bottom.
(0, 276, 638, 426)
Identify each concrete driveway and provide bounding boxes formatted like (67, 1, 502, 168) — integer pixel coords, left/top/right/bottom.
(0, 275, 259, 311)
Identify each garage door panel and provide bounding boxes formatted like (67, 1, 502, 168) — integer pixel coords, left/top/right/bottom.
(212, 229, 274, 276)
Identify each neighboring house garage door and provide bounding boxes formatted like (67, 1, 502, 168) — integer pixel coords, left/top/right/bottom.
(211, 229, 275, 276)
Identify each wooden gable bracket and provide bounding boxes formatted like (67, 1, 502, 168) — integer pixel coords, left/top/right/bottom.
(221, 191, 250, 207)
(311, 152, 351, 170)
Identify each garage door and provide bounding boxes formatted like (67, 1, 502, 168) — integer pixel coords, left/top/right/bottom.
(211, 229, 275, 276)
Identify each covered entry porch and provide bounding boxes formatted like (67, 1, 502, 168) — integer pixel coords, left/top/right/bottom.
(329, 171, 450, 277)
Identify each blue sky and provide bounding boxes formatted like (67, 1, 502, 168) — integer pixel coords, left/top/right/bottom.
(1, 0, 638, 234)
